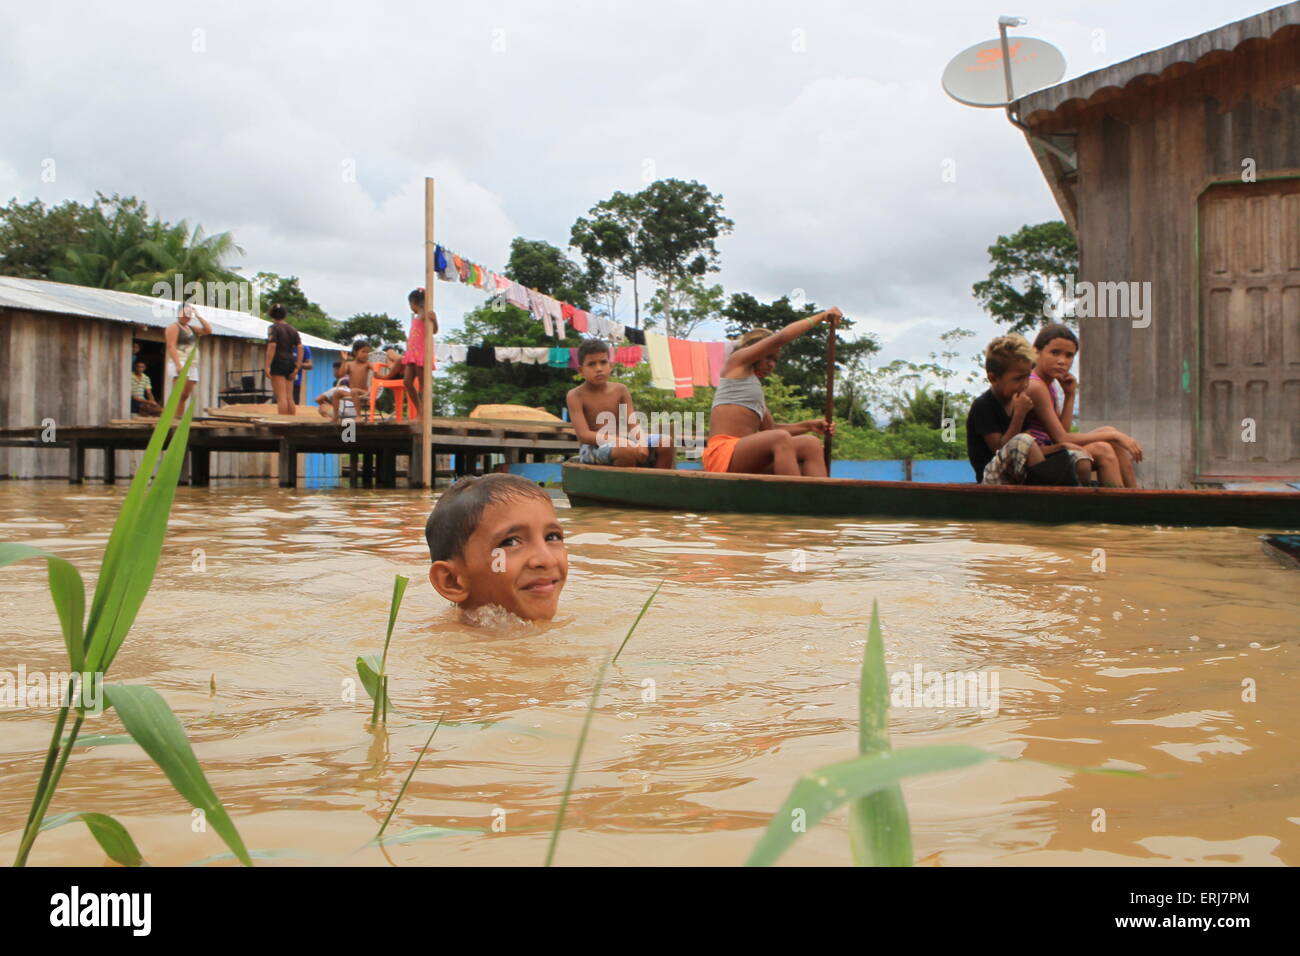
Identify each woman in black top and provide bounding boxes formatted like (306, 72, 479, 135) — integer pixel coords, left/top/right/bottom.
(265, 304, 303, 415)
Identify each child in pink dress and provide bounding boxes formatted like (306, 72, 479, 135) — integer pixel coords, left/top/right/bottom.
(402, 288, 438, 419)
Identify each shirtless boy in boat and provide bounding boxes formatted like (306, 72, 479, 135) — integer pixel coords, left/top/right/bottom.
(426, 473, 567, 621)
(566, 339, 674, 468)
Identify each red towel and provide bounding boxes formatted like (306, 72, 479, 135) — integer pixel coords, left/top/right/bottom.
(668, 337, 694, 398)
(706, 342, 726, 387)
(572, 310, 589, 332)
(689, 341, 710, 387)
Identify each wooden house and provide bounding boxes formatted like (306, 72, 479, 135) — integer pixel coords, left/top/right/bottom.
(1012, 3, 1300, 487)
(0, 276, 346, 479)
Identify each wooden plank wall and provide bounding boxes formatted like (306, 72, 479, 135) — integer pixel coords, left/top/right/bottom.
(1038, 29, 1300, 487)
(0, 309, 274, 480)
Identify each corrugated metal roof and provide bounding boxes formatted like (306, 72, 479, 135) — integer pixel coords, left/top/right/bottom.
(1014, 2, 1300, 121)
(0, 275, 348, 351)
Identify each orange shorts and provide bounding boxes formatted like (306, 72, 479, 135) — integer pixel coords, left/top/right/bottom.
(703, 434, 739, 473)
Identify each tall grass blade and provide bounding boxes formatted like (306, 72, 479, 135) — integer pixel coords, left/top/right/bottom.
(545, 652, 611, 867)
(744, 745, 997, 867)
(850, 600, 912, 866)
(83, 348, 194, 670)
(0, 544, 87, 671)
(356, 655, 395, 719)
(374, 716, 443, 844)
(104, 684, 251, 866)
(380, 575, 409, 671)
(40, 811, 145, 867)
(612, 578, 664, 663)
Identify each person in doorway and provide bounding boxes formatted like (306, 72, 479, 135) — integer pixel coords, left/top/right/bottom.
(164, 303, 212, 422)
(130, 360, 163, 417)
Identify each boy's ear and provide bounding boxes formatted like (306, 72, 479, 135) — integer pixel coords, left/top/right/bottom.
(429, 561, 469, 604)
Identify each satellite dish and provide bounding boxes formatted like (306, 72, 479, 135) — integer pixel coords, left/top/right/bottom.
(942, 36, 1066, 108)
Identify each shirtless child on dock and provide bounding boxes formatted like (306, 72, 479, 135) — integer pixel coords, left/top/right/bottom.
(566, 339, 674, 468)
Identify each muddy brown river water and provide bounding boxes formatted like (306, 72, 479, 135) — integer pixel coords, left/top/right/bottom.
(0, 481, 1296, 866)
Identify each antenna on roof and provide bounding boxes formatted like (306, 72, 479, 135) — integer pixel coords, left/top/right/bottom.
(942, 18, 1075, 169)
(941, 16, 1065, 108)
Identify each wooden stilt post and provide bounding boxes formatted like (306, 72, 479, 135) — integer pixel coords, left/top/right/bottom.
(422, 177, 436, 491)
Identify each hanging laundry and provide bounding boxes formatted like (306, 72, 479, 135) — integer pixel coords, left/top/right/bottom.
(520, 347, 549, 364)
(568, 348, 579, 370)
(495, 273, 510, 292)
(435, 245, 450, 279)
(453, 254, 468, 283)
(645, 332, 675, 390)
(690, 341, 711, 387)
(571, 309, 589, 333)
(614, 346, 642, 367)
(448, 344, 468, 363)
(434, 342, 453, 365)
(465, 344, 496, 367)
(527, 289, 552, 334)
(495, 347, 523, 363)
(667, 337, 695, 398)
(548, 347, 570, 368)
(624, 326, 646, 346)
(544, 296, 564, 332)
(505, 282, 530, 311)
(706, 341, 726, 387)
(561, 303, 576, 323)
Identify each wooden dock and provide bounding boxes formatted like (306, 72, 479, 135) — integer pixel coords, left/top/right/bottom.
(0, 410, 579, 488)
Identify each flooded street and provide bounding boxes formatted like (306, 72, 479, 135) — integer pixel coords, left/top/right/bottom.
(1, 480, 1296, 866)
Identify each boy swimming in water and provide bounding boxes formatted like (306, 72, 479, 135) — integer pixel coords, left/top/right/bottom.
(425, 473, 567, 622)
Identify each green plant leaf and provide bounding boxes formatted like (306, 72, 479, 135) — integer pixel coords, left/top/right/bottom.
(375, 825, 485, 846)
(65, 733, 134, 748)
(612, 578, 664, 663)
(356, 655, 394, 712)
(744, 745, 997, 867)
(103, 683, 251, 866)
(380, 575, 409, 671)
(84, 349, 195, 675)
(374, 717, 443, 843)
(545, 652, 612, 867)
(0, 543, 86, 672)
(185, 848, 303, 866)
(850, 600, 913, 866)
(40, 811, 144, 867)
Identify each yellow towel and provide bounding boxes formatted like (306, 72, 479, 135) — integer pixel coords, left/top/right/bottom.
(645, 332, 675, 390)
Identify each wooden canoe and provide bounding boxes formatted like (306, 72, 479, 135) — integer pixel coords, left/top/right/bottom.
(561, 463, 1300, 529)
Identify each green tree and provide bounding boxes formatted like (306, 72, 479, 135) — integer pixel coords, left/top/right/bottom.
(0, 197, 97, 279)
(972, 221, 1078, 335)
(722, 293, 879, 425)
(338, 312, 405, 348)
(570, 191, 643, 325)
(637, 179, 733, 337)
(646, 275, 724, 340)
(505, 237, 593, 309)
(254, 272, 339, 341)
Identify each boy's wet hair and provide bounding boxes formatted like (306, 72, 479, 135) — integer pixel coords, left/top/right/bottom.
(409, 288, 425, 308)
(425, 473, 551, 563)
(984, 333, 1036, 376)
(269, 304, 287, 320)
(1033, 323, 1078, 351)
(352, 338, 370, 354)
(577, 338, 609, 363)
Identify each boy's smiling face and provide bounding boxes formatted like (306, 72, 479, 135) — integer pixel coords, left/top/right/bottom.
(430, 494, 568, 621)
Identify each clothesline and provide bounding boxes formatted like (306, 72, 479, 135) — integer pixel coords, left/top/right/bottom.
(429, 241, 734, 394)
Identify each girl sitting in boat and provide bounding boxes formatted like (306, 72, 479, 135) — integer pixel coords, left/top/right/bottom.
(1024, 323, 1144, 487)
(703, 308, 840, 476)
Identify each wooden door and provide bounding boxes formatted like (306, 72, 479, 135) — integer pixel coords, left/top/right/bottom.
(1198, 179, 1300, 479)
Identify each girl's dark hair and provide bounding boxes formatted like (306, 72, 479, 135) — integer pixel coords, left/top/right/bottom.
(409, 288, 425, 307)
(269, 304, 287, 320)
(425, 474, 550, 563)
(1033, 323, 1078, 350)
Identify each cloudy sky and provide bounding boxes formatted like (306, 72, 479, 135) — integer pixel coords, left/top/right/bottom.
(0, 0, 1269, 366)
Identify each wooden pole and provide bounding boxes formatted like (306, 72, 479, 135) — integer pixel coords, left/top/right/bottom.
(823, 314, 837, 473)
(421, 178, 435, 490)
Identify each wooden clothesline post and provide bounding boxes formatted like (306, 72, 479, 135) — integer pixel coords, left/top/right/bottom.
(422, 177, 435, 490)
(823, 314, 837, 473)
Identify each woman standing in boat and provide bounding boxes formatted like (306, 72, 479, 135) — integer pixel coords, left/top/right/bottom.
(164, 302, 212, 421)
(703, 308, 840, 476)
